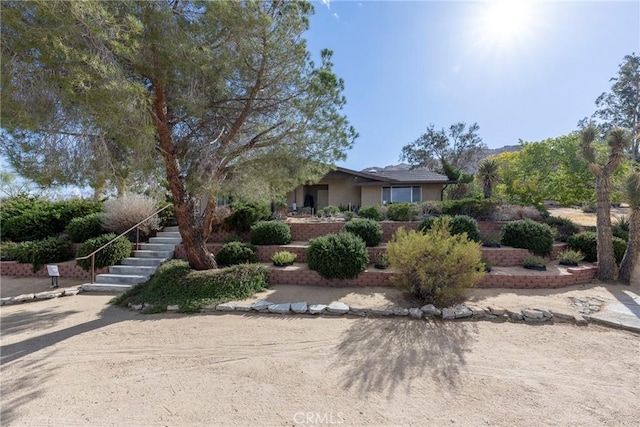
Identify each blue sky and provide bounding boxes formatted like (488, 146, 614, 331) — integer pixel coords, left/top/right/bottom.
(304, 0, 640, 171)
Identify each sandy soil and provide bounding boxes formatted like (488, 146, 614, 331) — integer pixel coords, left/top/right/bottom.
(547, 206, 630, 227)
(1, 294, 638, 427)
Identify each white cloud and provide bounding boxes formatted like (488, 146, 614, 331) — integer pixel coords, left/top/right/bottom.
(333, 12, 339, 19)
(321, 0, 331, 9)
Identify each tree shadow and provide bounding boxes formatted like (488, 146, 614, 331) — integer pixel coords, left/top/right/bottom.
(330, 317, 478, 398)
(1, 307, 81, 337)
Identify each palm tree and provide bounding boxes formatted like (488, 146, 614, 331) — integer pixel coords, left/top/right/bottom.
(477, 158, 499, 199)
(579, 126, 630, 281)
(618, 172, 640, 283)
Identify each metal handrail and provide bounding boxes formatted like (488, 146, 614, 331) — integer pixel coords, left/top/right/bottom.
(76, 204, 173, 283)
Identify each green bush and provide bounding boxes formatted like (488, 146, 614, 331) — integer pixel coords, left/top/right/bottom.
(0, 241, 18, 261)
(501, 219, 554, 256)
(0, 194, 49, 224)
(112, 260, 269, 313)
(8, 237, 73, 273)
(419, 215, 481, 242)
(387, 218, 485, 307)
(386, 203, 415, 221)
(441, 198, 498, 220)
(76, 233, 132, 271)
(307, 232, 369, 279)
(223, 233, 241, 243)
(224, 201, 272, 232)
(342, 218, 383, 247)
(567, 231, 626, 263)
(250, 221, 292, 245)
(358, 205, 384, 221)
(612, 216, 630, 241)
(544, 216, 580, 242)
(317, 205, 341, 217)
(65, 213, 106, 243)
(272, 251, 297, 265)
(158, 201, 177, 227)
(215, 241, 257, 266)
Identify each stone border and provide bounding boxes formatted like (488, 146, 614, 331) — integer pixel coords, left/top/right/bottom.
(1, 287, 82, 305)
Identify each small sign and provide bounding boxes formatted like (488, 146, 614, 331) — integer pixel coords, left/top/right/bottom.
(47, 265, 60, 277)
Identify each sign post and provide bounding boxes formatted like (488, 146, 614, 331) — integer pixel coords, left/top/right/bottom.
(47, 265, 60, 288)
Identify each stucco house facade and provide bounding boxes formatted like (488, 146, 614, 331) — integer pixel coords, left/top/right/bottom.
(286, 165, 454, 212)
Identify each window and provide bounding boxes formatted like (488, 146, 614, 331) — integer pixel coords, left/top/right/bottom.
(381, 186, 422, 204)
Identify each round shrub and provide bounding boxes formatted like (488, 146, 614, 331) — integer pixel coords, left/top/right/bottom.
(215, 241, 257, 266)
(567, 231, 627, 263)
(307, 232, 369, 279)
(224, 201, 272, 232)
(76, 233, 132, 271)
(358, 205, 384, 221)
(65, 213, 106, 243)
(544, 216, 580, 242)
(102, 194, 161, 237)
(9, 237, 73, 272)
(419, 215, 481, 242)
(418, 216, 438, 233)
(386, 203, 415, 221)
(250, 221, 292, 245)
(342, 218, 383, 247)
(501, 219, 554, 256)
(317, 205, 340, 217)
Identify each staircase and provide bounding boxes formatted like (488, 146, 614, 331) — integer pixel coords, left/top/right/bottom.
(81, 226, 181, 292)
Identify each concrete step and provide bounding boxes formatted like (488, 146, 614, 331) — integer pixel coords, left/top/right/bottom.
(81, 283, 134, 293)
(109, 265, 158, 275)
(149, 236, 182, 245)
(156, 231, 181, 239)
(134, 250, 174, 259)
(96, 274, 149, 284)
(163, 226, 180, 232)
(140, 243, 176, 251)
(121, 257, 166, 266)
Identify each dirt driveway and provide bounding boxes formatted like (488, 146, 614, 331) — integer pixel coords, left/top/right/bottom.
(2, 293, 639, 427)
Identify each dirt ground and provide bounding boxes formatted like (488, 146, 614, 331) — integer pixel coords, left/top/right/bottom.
(547, 206, 630, 227)
(1, 293, 638, 427)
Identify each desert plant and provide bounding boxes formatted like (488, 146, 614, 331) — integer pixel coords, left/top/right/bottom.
(358, 205, 384, 221)
(567, 231, 627, 264)
(215, 241, 257, 266)
(373, 253, 389, 269)
(102, 194, 161, 237)
(386, 203, 414, 221)
(523, 255, 546, 269)
(544, 216, 580, 242)
(477, 158, 499, 199)
(441, 198, 498, 220)
(317, 205, 341, 217)
(250, 221, 292, 245)
(271, 251, 297, 266)
(557, 250, 585, 266)
(65, 212, 106, 243)
(419, 215, 481, 242)
(581, 203, 597, 213)
(8, 237, 73, 272)
(501, 219, 554, 256)
(307, 232, 369, 279)
(157, 201, 177, 227)
(481, 257, 492, 272)
(480, 232, 501, 247)
(387, 219, 485, 307)
(76, 233, 132, 271)
(612, 215, 630, 241)
(224, 201, 272, 233)
(342, 218, 383, 247)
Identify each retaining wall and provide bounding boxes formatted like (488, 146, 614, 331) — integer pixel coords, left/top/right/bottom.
(1, 261, 108, 281)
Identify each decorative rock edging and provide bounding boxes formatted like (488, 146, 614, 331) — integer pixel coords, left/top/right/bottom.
(127, 298, 624, 330)
(1, 287, 81, 306)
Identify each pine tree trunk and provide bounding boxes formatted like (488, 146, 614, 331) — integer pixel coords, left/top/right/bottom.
(618, 208, 639, 283)
(595, 174, 617, 280)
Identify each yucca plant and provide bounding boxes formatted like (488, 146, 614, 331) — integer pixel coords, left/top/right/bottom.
(477, 158, 500, 199)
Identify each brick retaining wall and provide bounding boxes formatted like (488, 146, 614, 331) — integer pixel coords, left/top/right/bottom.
(1, 261, 108, 281)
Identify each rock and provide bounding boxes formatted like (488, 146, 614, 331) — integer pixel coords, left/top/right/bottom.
(370, 309, 394, 317)
(64, 288, 80, 296)
(409, 308, 423, 319)
(537, 309, 553, 319)
(508, 311, 524, 321)
(268, 303, 291, 314)
(349, 310, 367, 317)
(420, 304, 441, 316)
(441, 308, 455, 320)
(35, 291, 62, 299)
(216, 302, 235, 311)
(291, 302, 308, 314)
(143, 303, 154, 309)
(234, 304, 253, 312)
(327, 301, 349, 314)
(167, 305, 180, 311)
(549, 310, 574, 322)
(488, 307, 506, 316)
(453, 305, 473, 319)
(0, 297, 13, 306)
(524, 316, 548, 323)
(522, 309, 544, 319)
(485, 314, 498, 320)
(201, 304, 217, 312)
(574, 315, 588, 326)
(131, 304, 143, 310)
(467, 305, 486, 317)
(251, 300, 274, 312)
(393, 308, 409, 316)
(13, 294, 35, 302)
(308, 304, 327, 314)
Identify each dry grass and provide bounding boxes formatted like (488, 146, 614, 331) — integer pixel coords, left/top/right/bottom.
(547, 206, 630, 227)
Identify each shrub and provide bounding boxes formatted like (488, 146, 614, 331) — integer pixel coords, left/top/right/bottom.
(112, 260, 269, 313)
(223, 233, 241, 243)
(215, 241, 257, 266)
(272, 251, 297, 265)
(480, 232, 501, 247)
(8, 237, 73, 272)
(567, 231, 626, 263)
(158, 201, 177, 227)
(374, 253, 389, 269)
(441, 198, 498, 220)
(317, 205, 341, 217)
(523, 255, 546, 268)
(0, 241, 18, 261)
(76, 233, 132, 271)
(416, 201, 443, 217)
(558, 250, 585, 264)
(387, 219, 485, 307)
(582, 203, 597, 213)
(386, 203, 415, 221)
(342, 218, 383, 247)
(501, 219, 554, 256)
(307, 232, 369, 279)
(102, 194, 161, 237)
(358, 205, 384, 221)
(612, 216, 630, 241)
(250, 221, 292, 245)
(419, 215, 481, 242)
(544, 216, 580, 242)
(65, 213, 106, 243)
(224, 201, 271, 232)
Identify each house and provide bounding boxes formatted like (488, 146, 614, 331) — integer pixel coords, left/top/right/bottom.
(286, 164, 455, 212)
